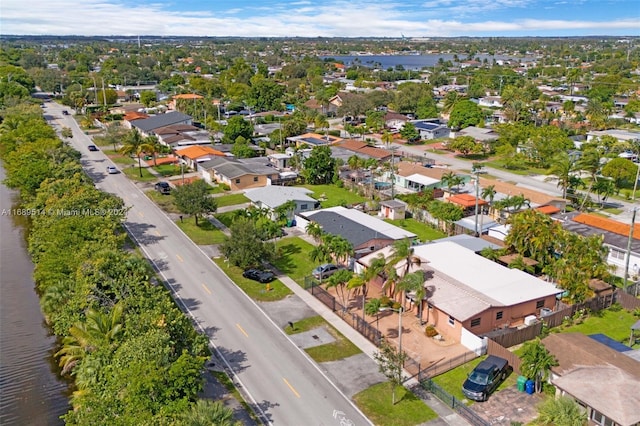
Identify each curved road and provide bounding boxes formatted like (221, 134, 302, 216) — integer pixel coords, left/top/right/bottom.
(45, 103, 371, 426)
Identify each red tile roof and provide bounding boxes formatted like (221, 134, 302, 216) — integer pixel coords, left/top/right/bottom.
(572, 213, 640, 240)
(536, 205, 561, 215)
(447, 193, 487, 208)
(176, 145, 225, 159)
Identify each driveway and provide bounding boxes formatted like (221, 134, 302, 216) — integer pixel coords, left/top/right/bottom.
(469, 386, 542, 424)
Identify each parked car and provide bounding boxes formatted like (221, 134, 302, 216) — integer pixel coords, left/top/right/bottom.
(242, 269, 276, 283)
(154, 181, 171, 194)
(311, 263, 340, 280)
(87, 144, 99, 151)
(106, 166, 119, 174)
(62, 110, 70, 115)
(462, 355, 510, 401)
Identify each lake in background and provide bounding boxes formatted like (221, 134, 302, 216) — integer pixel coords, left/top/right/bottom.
(319, 53, 534, 70)
(0, 164, 70, 425)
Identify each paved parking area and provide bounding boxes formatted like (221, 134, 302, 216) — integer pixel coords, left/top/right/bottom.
(289, 327, 336, 349)
(319, 353, 386, 397)
(470, 386, 543, 424)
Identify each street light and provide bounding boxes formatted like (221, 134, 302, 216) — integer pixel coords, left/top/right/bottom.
(472, 163, 484, 237)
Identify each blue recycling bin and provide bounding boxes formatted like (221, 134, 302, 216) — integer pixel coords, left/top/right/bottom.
(525, 379, 535, 395)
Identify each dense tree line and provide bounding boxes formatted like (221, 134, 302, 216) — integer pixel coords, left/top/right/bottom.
(0, 102, 217, 424)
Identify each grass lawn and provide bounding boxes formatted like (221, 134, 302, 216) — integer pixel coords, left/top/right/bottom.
(145, 190, 181, 214)
(153, 164, 183, 177)
(214, 193, 250, 208)
(483, 160, 548, 176)
(214, 211, 237, 227)
(384, 218, 446, 242)
(555, 307, 639, 345)
(431, 355, 517, 405)
(108, 154, 136, 165)
(213, 257, 291, 301)
(353, 382, 438, 426)
(284, 315, 361, 362)
(303, 184, 366, 208)
(176, 217, 227, 245)
(122, 166, 157, 182)
(270, 236, 316, 285)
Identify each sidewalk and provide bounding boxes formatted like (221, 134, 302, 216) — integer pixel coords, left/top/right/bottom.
(274, 273, 472, 426)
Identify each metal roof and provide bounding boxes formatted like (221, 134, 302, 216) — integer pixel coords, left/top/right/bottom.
(131, 111, 192, 132)
(245, 186, 316, 209)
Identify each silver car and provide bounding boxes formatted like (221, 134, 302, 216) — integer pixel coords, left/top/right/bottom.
(312, 263, 339, 280)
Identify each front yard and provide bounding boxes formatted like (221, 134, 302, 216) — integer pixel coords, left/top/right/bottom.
(214, 193, 250, 208)
(270, 236, 317, 285)
(213, 258, 291, 302)
(176, 217, 227, 245)
(353, 382, 438, 426)
(284, 315, 361, 362)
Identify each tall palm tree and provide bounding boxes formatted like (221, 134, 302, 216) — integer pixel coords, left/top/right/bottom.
(314, 115, 330, 141)
(347, 154, 362, 171)
(326, 269, 354, 309)
(381, 130, 394, 148)
(546, 152, 576, 201)
(144, 134, 162, 167)
(305, 221, 324, 242)
(119, 129, 154, 177)
(536, 396, 587, 426)
(395, 270, 426, 322)
(481, 184, 496, 214)
(576, 148, 602, 210)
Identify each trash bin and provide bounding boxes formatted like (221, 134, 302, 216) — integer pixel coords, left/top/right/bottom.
(517, 376, 527, 392)
(525, 379, 535, 395)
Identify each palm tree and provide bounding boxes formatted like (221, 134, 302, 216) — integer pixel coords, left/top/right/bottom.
(119, 129, 154, 177)
(536, 396, 587, 426)
(395, 270, 426, 322)
(305, 221, 324, 242)
(309, 244, 332, 266)
(144, 135, 162, 167)
(520, 339, 558, 393)
(546, 152, 576, 200)
(381, 130, 394, 148)
(440, 171, 457, 191)
(314, 115, 330, 141)
(481, 184, 496, 214)
(347, 154, 362, 171)
(180, 400, 240, 426)
(365, 298, 382, 330)
(326, 269, 354, 309)
(576, 148, 602, 210)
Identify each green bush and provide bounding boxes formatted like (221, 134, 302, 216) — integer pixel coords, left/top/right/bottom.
(391, 301, 402, 310)
(425, 325, 438, 337)
(219, 182, 230, 191)
(380, 296, 391, 307)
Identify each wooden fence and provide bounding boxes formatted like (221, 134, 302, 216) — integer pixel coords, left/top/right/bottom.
(483, 321, 543, 349)
(616, 289, 640, 311)
(486, 339, 523, 375)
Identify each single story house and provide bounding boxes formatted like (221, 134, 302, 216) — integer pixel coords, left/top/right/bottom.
(199, 156, 278, 191)
(337, 139, 393, 162)
(450, 126, 499, 143)
(358, 241, 561, 344)
(586, 129, 640, 144)
(129, 111, 193, 138)
(155, 124, 212, 149)
(244, 186, 319, 218)
(553, 211, 640, 279)
(411, 120, 450, 140)
(175, 145, 226, 170)
(287, 132, 342, 148)
(542, 333, 640, 426)
(297, 206, 416, 258)
(394, 161, 451, 192)
(384, 112, 410, 130)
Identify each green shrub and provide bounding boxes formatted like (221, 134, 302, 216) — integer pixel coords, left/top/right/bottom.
(391, 301, 402, 310)
(425, 325, 438, 337)
(380, 296, 391, 307)
(219, 183, 230, 191)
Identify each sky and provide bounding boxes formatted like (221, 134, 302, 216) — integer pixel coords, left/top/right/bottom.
(1, 0, 639, 38)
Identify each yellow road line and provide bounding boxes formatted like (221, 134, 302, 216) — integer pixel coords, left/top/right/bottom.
(283, 378, 300, 398)
(155, 230, 161, 236)
(202, 284, 212, 295)
(176, 254, 184, 262)
(137, 211, 144, 218)
(236, 323, 249, 338)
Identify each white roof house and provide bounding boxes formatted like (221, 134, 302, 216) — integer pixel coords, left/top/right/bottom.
(244, 186, 318, 215)
(412, 242, 561, 309)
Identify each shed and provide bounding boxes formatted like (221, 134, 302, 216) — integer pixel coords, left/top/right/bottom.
(379, 199, 407, 220)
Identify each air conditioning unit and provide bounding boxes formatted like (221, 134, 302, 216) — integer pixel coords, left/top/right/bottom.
(524, 315, 537, 326)
(540, 308, 553, 318)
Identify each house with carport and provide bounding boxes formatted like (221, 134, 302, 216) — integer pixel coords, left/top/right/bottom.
(175, 145, 225, 170)
(129, 111, 193, 138)
(541, 333, 640, 426)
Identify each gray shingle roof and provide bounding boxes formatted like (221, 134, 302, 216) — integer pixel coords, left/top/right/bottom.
(131, 111, 192, 132)
(200, 156, 275, 179)
(306, 210, 394, 248)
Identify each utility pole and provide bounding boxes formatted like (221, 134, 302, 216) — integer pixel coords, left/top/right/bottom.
(473, 165, 483, 237)
(623, 207, 637, 294)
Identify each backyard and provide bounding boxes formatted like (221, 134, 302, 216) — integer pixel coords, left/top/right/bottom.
(384, 218, 447, 243)
(270, 236, 317, 285)
(303, 184, 367, 208)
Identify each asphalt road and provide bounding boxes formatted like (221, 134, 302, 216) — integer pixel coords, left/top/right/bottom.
(44, 102, 371, 426)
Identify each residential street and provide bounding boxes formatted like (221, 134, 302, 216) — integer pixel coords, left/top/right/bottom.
(46, 103, 372, 426)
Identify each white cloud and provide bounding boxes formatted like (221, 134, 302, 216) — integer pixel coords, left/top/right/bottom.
(1, 0, 639, 37)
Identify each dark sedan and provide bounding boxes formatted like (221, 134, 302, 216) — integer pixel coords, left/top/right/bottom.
(87, 144, 99, 151)
(242, 269, 276, 283)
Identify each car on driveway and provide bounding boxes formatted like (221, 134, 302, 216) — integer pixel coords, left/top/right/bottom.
(87, 144, 99, 151)
(106, 166, 119, 174)
(312, 263, 340, 280)
(242, 269, 276, 283)
(154, 181, 171, 194)
(462, 355, 510, 402)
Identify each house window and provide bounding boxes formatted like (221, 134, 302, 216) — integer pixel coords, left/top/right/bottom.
(496, 311, 503, 320)
(470, 318, 481, 327)
(610, 248, 625, 260)
(448, 316, 455, 326)
(300, 204, 308, 210)
(253, 176, 258, 182)
(235, 178, 241, 184)
(536, 300, 545, 309)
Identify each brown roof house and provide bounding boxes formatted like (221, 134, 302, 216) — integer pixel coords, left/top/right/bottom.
(199, 156, 278, 191)
(542, 333, 640, 426)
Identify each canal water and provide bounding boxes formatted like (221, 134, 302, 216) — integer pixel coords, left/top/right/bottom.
(0, 164, 70, 425)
